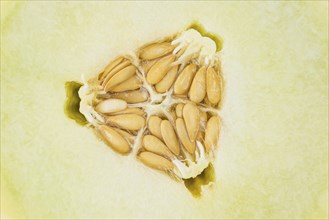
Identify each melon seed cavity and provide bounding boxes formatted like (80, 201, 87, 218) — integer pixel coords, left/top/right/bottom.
(65, 25, 224, 197)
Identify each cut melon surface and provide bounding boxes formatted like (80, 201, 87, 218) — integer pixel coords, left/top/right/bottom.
(1, 1, 328, 219)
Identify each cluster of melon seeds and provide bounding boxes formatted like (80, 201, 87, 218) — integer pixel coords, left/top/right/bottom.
(77, 28, 224, 194)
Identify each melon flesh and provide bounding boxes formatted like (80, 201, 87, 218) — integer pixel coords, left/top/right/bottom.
(1, 1, 328, 219)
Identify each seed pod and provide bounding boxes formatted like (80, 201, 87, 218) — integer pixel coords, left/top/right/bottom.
(95, 99, 127, 114)
(99, 56, 124, 81)
(176, 118, 195, 154)
(143, 135, 173, 158)
(110, 90, 148, 103)
(139, 152, 174, 171)
(175, 103, 184, 118)
(206, 67, 221, 105)
(104, 65, 136, 91)
(99, 125, 131, 154)
(107, 114, 145, 131)
(204, 116, 220, 151)
(183, 103, 200, 142)
(102, 60, 131, 87)
(148, 116, 163, 140)
(112, 127, 134, 143)
(139, 42, 175, 60)
(110, 76, 142, 92)
(142, 59, 158, 74)
(189, 66, 206, 103)
(161, 120, 180, 155)
(174, 64, 198, 95)
(147, 55, 175, 85)
(155, 65, 178, 93)
(109, 107, 144, 116)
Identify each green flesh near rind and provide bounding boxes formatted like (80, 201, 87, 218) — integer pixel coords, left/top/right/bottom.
(64, 81, 87, 126)
(188, 22, 223, 52)
(184, 164, 216, 197)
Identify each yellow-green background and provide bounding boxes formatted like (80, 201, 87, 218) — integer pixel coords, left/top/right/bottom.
(1, 1, 328, 219)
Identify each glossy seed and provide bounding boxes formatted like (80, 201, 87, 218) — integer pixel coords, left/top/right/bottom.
(155, 65, 178, 93)
(183, 103, 200, 142)
(139, 152, 174, 171)
(110, 90, 148, 103)
(109, 107, 144, 116)
(110, 76, 142, 92)
(175, 103, 184, 118)
(176, 118, 195, 154)
(95, 99, 127, 114)
(139, 42, 175, 60)
(204, 116, 220, 151)
(112, 127, 134, 143)
(100, 56, 124, 81)
(206, 67, 221, 105)
(106, 114, 145, 131)
(189, 66, 206, 103)
(174, 63, 198, 95)
(143, 135, 173, 158)
(102, 60, 131, 87)
(142, 59, 158, 74)
(147, 55, 175, 85)
(161, 120, 180, 155)
(148, 116, 163, 140)
(104, 65, 136, 91)
(99, 125, 131, 154)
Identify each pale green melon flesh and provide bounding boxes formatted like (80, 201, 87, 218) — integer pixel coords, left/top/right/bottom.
(1, 1, 328, 219)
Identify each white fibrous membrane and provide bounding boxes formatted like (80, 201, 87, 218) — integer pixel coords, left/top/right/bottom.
(172, 29, 218, 66)
(173, 142, 212, 179)
(78, 78, 104, 126)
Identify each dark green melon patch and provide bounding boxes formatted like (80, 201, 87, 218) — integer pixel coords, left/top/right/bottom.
(188, 22, 223, 52)
(64, 81, 87, 126)
(184, 163, 216, 197)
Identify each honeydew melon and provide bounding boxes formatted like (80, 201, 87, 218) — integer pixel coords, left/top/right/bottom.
(1, 1, 328, 219)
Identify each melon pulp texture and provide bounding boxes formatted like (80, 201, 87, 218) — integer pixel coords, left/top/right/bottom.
(1, 1, 328, 219)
